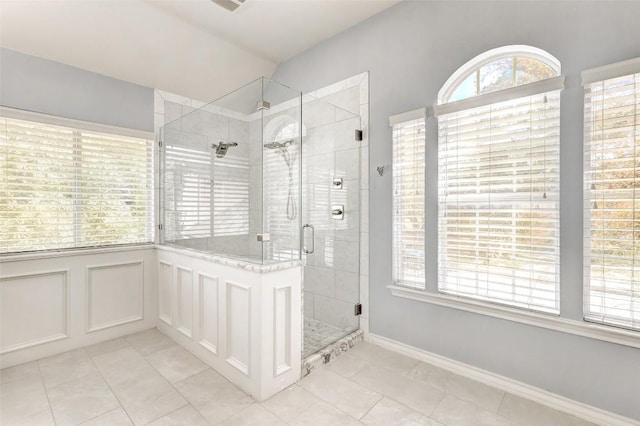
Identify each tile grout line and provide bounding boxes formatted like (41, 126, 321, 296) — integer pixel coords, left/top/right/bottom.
(299, 366, 382, 422)
(495, 390, 508, 418)
(341, 353, 446, 420)
(260, 399, 296, 426)
(125, 330, 194, 424)
(84, 346, 137, 426)
(35, 359, 58, 426)
(128, 329, 216, 424)
(356, 393, 384, 422)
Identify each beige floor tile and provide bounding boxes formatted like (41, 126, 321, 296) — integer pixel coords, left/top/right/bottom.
(289, 401, 364, 426)
(118, 384, 188, 426)
(196, 383, 254, 425)
(218, 403, 287, 426)
(498, 394, 596, 426)
(47, 372, 120, 426)
(93, 347, 157, 387)
(80, 408, 133, 425)
(325, 351, 368, 378)
(351, 365, 444, 417)
(125, 328, 176, 356)
(174, 368, 231, 407)
(406, 362, 450, 391)
(0, 375, 51, 425)
(146, 345, 209, 383)
(444, 373, 504, 413)
(1, 408, 55, 426)
(38, 348, 99, 389)
(263, 384, 321, 423)
(408, 363, 504, 412)
(107, 365, 188, 426)
(300, 367, 382, 419)
(349, 342, 419, 375)
(0, 361, 41, 385)
(361, 397, 441, 426)
(85, 338, 131, 358)
(148, 404, 210, 426)
(432, 395, 513, 426)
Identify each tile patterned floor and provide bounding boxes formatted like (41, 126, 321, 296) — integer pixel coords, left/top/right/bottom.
(0, 328, 597, 426)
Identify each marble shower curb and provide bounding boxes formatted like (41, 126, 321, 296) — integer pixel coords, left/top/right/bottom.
(301, 328, 364, 377)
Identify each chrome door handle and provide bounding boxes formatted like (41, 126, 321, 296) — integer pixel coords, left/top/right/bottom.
(302, 224, 314, 254)
(332, 208, 343, 215)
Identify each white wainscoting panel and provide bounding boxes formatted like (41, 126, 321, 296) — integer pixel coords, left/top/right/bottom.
(273, 284, 292, 376)
(226, 281, 251, 376)
(159, 261, 173, 325)
(155, 246, 301, 401)
(0, 247, 157, 369)
(0, 270, 69, 354)
(199, 273, 219, 354)
(176, 266, 194, 338)
(87, 261, 143, 332)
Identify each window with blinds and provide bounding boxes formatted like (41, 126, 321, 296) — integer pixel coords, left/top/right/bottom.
(435, 46, 562, 314)
(583, 58, 640, 331)
(213, 156, 249, 236)
(163, 144, 212, 240)
(391, 109, 426, 289)
(0, 111, 153, 254)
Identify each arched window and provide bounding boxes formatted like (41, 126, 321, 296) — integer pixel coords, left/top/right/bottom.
(435, 46, 563, 314)
(439, 45, 561, 103)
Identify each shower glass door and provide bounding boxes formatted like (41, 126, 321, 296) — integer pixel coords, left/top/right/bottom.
(301, 100, 361, 358)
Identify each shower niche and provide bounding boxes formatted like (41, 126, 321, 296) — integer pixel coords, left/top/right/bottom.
(156, 76, 362, 400)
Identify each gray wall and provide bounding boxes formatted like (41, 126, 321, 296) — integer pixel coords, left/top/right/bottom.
(273, 0, 640, 420)
(0, 48, 153, 131)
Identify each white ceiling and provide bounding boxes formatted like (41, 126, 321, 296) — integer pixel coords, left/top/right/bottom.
(0, 0, 399, 102)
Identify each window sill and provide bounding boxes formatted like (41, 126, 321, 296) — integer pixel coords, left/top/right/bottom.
(0, 243, 155, 263)
(387, 285, 640, 350)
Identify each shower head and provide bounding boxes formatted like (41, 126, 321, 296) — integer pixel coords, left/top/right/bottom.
(211, 141, 238, 158)
(264, 140, 293, 150)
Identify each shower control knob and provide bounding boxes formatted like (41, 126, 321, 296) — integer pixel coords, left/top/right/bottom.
(331, 205, 344, 220)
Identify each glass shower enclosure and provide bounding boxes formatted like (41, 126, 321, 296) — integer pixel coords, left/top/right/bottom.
(159, 77, 302, 264)
(158, 76, 362, 360)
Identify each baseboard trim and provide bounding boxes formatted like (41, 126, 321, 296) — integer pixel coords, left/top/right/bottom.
(368, 333, 639, 426)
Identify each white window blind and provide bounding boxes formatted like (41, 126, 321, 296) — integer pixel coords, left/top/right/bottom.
(164, 144, 212, 240)
(437, 90, 561, 314)
(391, 109, 426, 289)
(213, 156, 249, 237)
(1, 113, 153, 254)
(583, 65, 640, 330)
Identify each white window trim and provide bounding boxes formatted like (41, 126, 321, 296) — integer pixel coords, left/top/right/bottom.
(388, 284, 640, 350)
(389, 107, 426, 126)
(581, 56, 640, 86)
(0, 243, 154, 263)
(434, 76, 564, 116)
(0, 106, 155, 140)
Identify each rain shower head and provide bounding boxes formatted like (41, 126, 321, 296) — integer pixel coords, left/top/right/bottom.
(212, 141, 238, 158)
(264, 140, 293, 150)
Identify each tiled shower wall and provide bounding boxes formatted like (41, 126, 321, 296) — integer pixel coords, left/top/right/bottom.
(302, 73, 370, 333)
